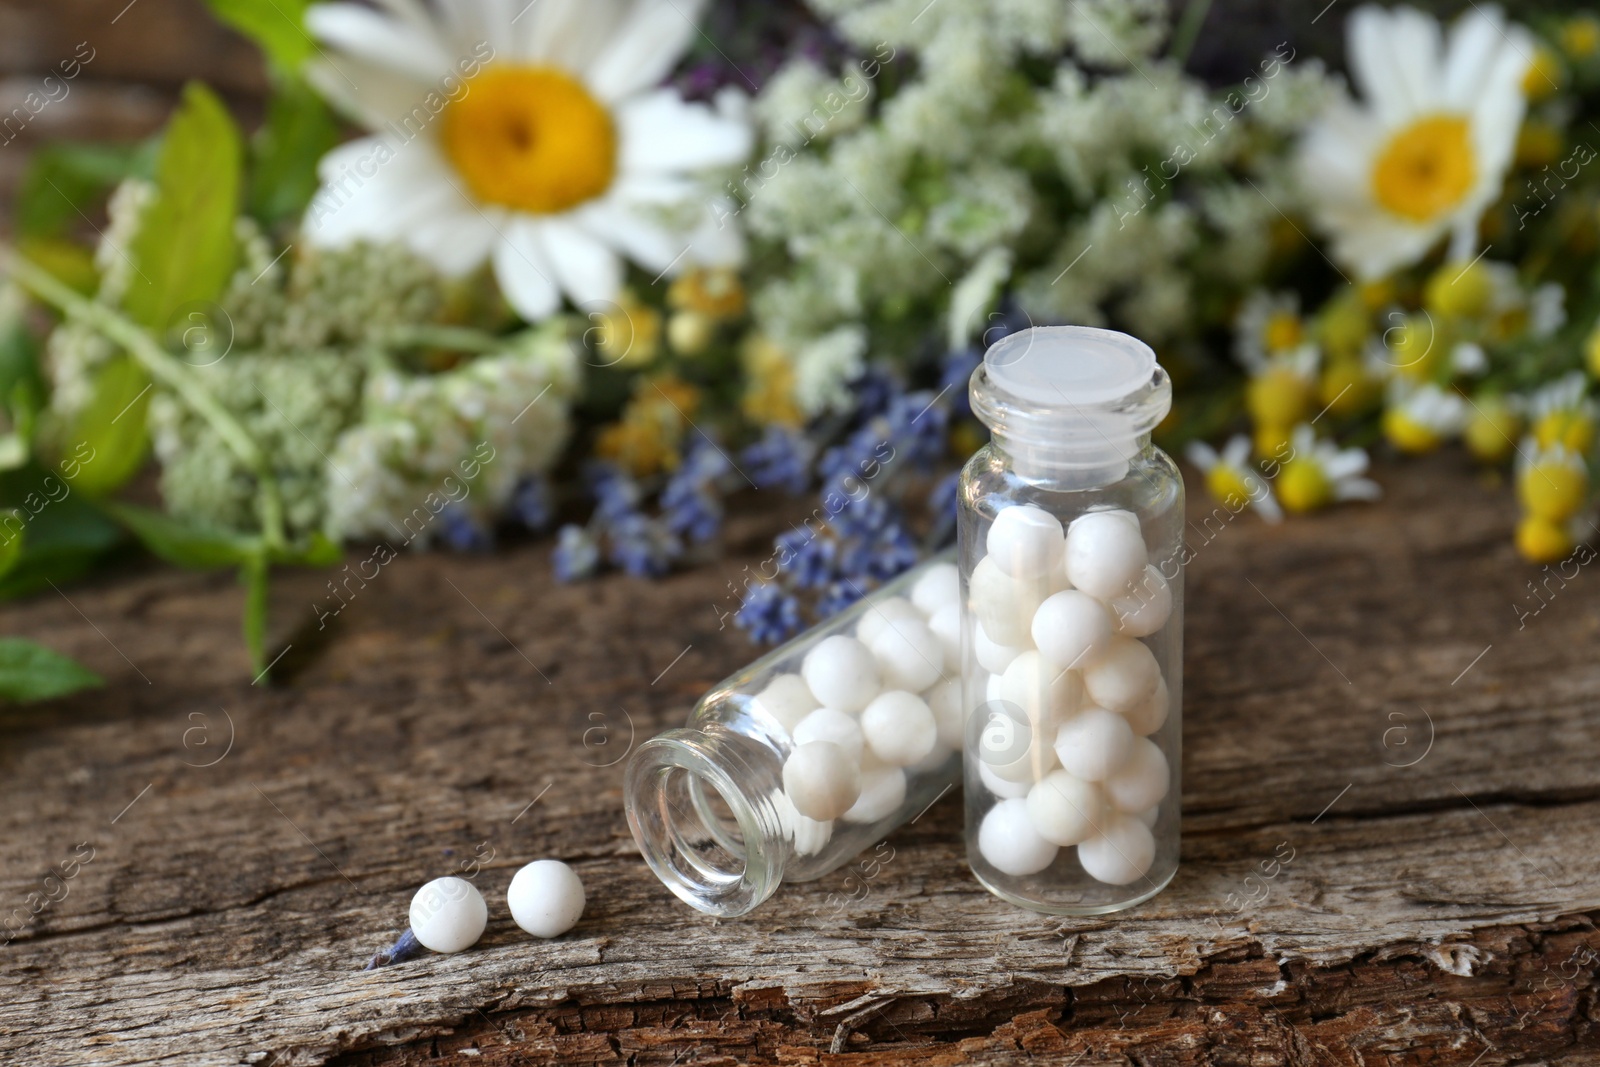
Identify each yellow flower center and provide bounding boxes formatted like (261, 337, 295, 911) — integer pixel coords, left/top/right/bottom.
(1276, 459, 1332, 514)
(1205, 465, 1254, 509)
(1519, 461, 1588, 522)
(440, 65, 617, 215)
(1516, 515, 1573, 563)
(1463, 400, 1519, 463)
(1262, 311, 1303, 354)
(1246, 367, 1313, 427)
(1383, 408, 1442, 454)
(1534, 410, 1596, 454)
(1372, 114, 1476, 223)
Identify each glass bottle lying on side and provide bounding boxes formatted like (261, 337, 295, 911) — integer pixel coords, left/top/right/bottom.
(625, 554, 963, 917)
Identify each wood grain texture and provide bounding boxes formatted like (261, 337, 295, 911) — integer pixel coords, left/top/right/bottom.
(0, 454, 1597, 1066)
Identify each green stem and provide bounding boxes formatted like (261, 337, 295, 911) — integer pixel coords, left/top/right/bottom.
(383, 323, 505, 353)
(2, 247, 289, 552)
(1168, 0, 1214, 67)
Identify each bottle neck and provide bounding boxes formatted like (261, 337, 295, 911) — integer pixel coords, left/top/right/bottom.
(989, 431, 1153, 488)
(624, 722, 791, 917)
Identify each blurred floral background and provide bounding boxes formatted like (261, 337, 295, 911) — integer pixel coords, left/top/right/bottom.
(0, 0, 1595, 691)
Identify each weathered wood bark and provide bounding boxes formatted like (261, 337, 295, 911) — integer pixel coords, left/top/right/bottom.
(0, 454, 1597, 1065)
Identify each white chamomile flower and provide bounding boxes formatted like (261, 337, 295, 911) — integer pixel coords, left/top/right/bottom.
(1382, 380, 1467, 453)
(1185, 435, 1283, 523)
(301, 0, 753, 321)
(1277, 425, 1381, 514)
(1234, 290, 1310, 370)
(1525, 371, 1597, 453)
(1297, 4, 1533, 279)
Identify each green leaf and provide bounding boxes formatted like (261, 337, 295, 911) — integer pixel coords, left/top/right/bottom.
(0, 480, 123, 599)
(14, 141, 154, 240)
(122, 83, 241, 333)
(0, 510, 23, 580)
(60, 354, 151, 497)
(102, 500, 261, 569)
(0, 638, 102, 702)
(271, 530, 342, 568)
(203, 0, 315, 74)
(247, 79, 338, 228)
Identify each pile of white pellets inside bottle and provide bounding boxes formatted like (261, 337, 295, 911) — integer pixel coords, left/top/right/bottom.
(755, 562, 966, 853)
(971, 503, 1173, 886)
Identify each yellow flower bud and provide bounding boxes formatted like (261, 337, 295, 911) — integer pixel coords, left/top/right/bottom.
(1383, 407, 1443, 454)
(1424, 260, 1493, 319)
(1562, 16, 1600, 59)
(1276, 458, 1331, 514)
(667, 310, 715, 356)
(1318, 359, 1376, 419)
(1463, 397, 1520, 464)
(1533, 409, 1596, 455)
(1516, 515, 1575, 564)
(1385, 314, 1446, 382)
(1205, 465, 1254, 510)
(1246, 366, 1314, 427)
(1518, 459, 1588, 521)
(1523, 45, 1563, 101)
(1314, 289, 1369, 361)
(1253, 422, 1293, 461)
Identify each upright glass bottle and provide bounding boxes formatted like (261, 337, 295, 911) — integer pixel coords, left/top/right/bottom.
(960, 326, 1183, 914)
(626, 555, 964, 917)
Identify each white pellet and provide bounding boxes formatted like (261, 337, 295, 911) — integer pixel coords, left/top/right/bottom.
(1031, 589, 1113, 670)
(855, 596, 922, 646)
(506, 860, 586, 939)
(842, 762, 907, 823)
(999, 650, 1082, 734)
(1081, 636, 1159, 714)
(750, 673, 819, 737)
(1025, 770, 1106, 846)
(1052, 706, 1134, 782)
(969, 555, 1055, 647)
(772, 789, 834, 856)
(869, 615, 945, 693)
(1065, 511, 1148, 601)
(978, 797, 1059, 876)
(924, 677, 965, 751)
(1076, 812, 1156, 885)
(928, 602, 962, 671)
(978, 759, 1031, 799)
(782, 740, 861, 821)
(801, 634, 881, 713)
(1122, 675, 1170, 736)
(975, 623, 1024, 675)
(409, 876, 488, 954)
(911, 562, 961, 616)
(1102, 737, 1170, 813)
(1110, 564, 1172, 637)
(986, 504, 1065, 580)
(860, 690, 937, 767)
(791, 707, 864, 763)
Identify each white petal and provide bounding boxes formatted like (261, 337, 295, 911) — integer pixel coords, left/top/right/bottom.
(617, 90, 753, 174)
(406, 201, 505, 276)
(1184, 440, 1219, 470)
(519, 0, 626, 73)
(679, 197, 746, 268)
(305, 138, 458, 250)
(536, 215, 624, 308)
(1348, 5, 1442, 123)
(307, 3, 454, 84)
(495, 219, 564, 320)
(1441, 7, 1504, 109)
(574, 198, 685, 274)
(306, 52, 439, 131)
(586, 0, 708, 103)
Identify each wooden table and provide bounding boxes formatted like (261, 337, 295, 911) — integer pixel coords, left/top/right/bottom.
(2, 454, 1597, 1066)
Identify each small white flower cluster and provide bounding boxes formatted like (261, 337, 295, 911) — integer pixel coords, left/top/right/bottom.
(324, 320, 580, 544)
(742, 0, 1322, 414)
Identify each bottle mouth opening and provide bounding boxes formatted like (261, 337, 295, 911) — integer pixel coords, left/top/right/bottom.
(625, 732, 785, 917)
